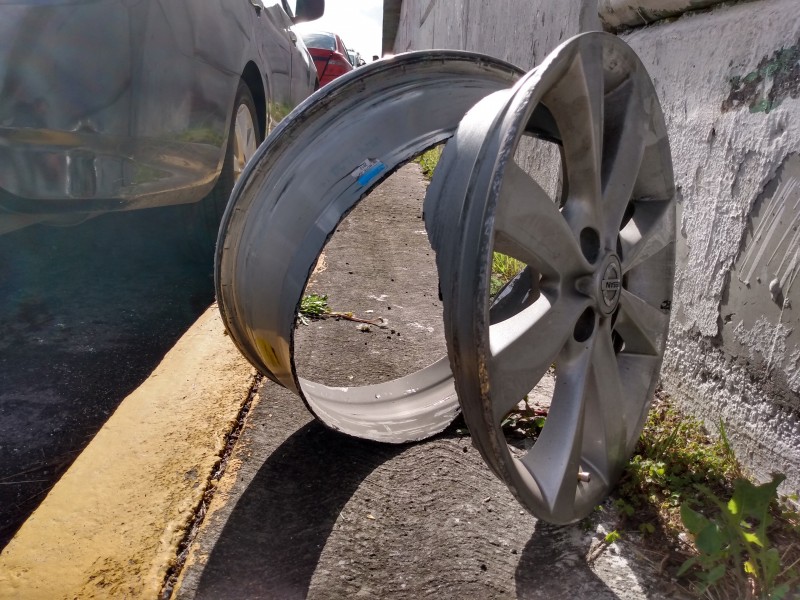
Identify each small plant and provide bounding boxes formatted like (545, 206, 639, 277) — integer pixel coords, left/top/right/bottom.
(297, 293, 388, 329)
(606, 393, 800, 598)
(299, 293, 330, 318)
(490, 252, 525, 297)
(604, 530, 622, 544)
(614, 395, 741, 535)
(678, 474, 799, 598)
(416, 145, 443, 179)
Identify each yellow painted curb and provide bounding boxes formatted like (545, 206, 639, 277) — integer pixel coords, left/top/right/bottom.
(0, 305, 256, 599)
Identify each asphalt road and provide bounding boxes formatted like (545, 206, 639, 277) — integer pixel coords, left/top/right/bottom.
(0, 203, 218, 548)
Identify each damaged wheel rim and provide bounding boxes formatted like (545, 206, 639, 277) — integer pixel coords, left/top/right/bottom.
(215, 51, 522, 443)
(426, 33, 676, 523)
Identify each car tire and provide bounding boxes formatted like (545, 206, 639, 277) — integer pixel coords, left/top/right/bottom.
(190, 79, 261, 263)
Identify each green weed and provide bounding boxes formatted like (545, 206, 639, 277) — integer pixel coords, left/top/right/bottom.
(678, 475, 800, 598)
(610, 393, 800, 598)
(615, 393, 742, 534)
(605, 530, 622, 544)
(299, 293, 330, 320)
(490, 253, 525, 297)
(297, 293, 389, 329)
(416, 145, 443, 179)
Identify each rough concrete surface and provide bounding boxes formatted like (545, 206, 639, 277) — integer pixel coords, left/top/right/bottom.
(392, 0, 596, 72)
(0, 307, 256, 599)
(172, 164, 688, 600)
(620, 0, 800, 493)
(173, 385, 683, 600)
(597, 0, 727, 30)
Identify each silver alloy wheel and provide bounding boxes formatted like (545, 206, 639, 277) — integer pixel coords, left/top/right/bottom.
(215, 52, 522, 443)
(425, 33, 675, 523)
(233, 103, 258, 180)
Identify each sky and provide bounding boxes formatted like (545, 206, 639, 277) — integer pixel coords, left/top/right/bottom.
(295, 0, 384, 61)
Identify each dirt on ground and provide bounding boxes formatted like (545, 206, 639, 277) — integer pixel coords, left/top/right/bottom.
(172, 163, 690, 600)
(295, 162, 446, 389)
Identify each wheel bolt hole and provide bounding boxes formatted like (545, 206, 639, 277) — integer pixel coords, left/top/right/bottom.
(573, 307, 596, 342)
(580, 228, 600, 263)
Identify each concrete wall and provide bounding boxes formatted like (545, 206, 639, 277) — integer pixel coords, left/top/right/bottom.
(390, 0, 800, 493)
(598, 0, 727, 30)
(392, 1, 599, 69)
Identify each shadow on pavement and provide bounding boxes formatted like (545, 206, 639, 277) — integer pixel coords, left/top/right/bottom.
(515, 522, 623, 599)
(193, 419, 403, 600)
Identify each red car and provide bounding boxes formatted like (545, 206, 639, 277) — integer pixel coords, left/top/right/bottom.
(299, 30, 354, 86)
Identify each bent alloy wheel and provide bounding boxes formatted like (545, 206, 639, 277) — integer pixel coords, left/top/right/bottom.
(216, 51, 522, 443)
(425, 32, 675, 523)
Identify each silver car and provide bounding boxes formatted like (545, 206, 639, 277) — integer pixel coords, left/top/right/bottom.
(0, 0, 323, 234)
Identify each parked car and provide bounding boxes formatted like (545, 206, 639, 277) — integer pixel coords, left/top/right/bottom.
(0, 0, 324, 235)
(348, 49, 366, 68)
(298, 30, 354, 86)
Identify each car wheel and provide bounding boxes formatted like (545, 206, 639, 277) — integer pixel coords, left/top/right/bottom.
(427, 32, 675, 524)
(191, 80, 261, 261)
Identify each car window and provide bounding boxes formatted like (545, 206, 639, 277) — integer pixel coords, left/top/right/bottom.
(301, 31, 336, 51)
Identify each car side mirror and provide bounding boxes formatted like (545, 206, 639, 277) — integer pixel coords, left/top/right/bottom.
(292, 0, 324, 23)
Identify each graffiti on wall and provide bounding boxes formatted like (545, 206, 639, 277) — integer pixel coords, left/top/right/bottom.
(723, 39, 800, 114)
(723, 154, 800, 401)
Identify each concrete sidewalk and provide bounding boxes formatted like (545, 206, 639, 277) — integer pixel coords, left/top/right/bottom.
(169, 378, 685, 600)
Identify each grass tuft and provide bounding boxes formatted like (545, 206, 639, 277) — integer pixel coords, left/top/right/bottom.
(607, 391, 800, 598)
(490, 253, 525, 296)
(299, 293, 330, 319)
(416, 146, 443, 180)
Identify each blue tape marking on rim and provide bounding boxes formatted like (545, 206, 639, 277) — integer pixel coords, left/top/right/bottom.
(357, 162, 386, 186)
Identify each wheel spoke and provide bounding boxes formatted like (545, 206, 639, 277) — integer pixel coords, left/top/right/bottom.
(494, 160, 588, 277)
(600, 76, 647, 249)
(488, 293, 589, 421)
(616, 353, 662, 448)
(520, 336, 593, 517)
(542, 36, 604, 234)
(234, 106, 257, 177)
(620, 199, 673, 272)
(582, 322, 627, 483)
(615, 289, 669, 356)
